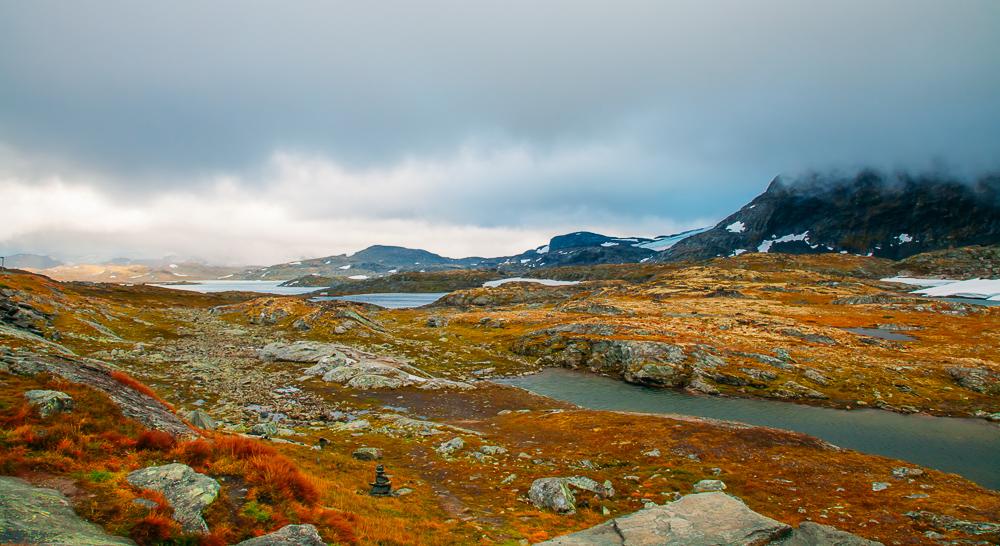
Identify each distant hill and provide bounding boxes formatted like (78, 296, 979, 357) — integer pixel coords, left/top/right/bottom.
(2, 254, 62, 269)
(659, 170, 1000, 262)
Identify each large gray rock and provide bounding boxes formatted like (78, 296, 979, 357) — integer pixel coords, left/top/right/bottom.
(0, 476, 135, 545)
(536, 492, 791, 545)
(24, 389, 74, 418)
(126, 463, 220, 534)
(234, 524, 325, 545)
(185, 409, 217, 430)
(776, 522, 883, 545)
(529, 478, 577, 514)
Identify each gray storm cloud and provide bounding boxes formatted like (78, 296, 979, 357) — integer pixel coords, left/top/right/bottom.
(0, 0, 998, 262)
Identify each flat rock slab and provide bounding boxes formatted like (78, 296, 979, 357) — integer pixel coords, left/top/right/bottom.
(127, 463, 220, 534)
(234, 524, 325, 545)
(537, 492, 790, 545)
(0, 476, 135, 545)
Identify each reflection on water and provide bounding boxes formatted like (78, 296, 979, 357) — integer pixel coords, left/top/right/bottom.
(501, 368, 1000, 490)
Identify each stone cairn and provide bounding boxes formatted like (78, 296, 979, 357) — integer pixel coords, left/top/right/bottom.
(369, 464, 393, 497)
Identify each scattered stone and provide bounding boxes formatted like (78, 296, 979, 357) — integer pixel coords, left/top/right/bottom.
(480, 445, 508, 456)
(0, 476, 135, 545)
(537, 492, 790, 545)
(185, 409, 217, 430)
(393, 487, 414, 497)
(126, 463, 220, 534)
(259, 341, 342, 363)
(642, 448, 661, 457)
(437, 437, 465, 456)
(24, 389, 73, 418)
(501, 473, 517, 485)
(330, 419, 370, 432)
(692, 479, 726, 493)
(871, 482, 889, 492)
(234, 524, 325, 546)
(905, 510, 1000, 535)
(426, 316, 447, 328)
(891, 467, 924, 479)
(529, 478, 577, 514)
(353, 447, 383, 461)
(776, 521, 884, 545)
(566, 476, 615, 498)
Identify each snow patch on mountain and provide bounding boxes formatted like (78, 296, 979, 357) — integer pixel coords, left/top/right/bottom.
(758, 231, 810, 253)
(726, 221, 746, 233)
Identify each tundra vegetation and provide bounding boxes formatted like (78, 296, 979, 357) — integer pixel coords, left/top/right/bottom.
(1, 252, 998, 545)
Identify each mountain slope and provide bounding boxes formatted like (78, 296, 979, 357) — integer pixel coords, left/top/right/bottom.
(660, 170, 1000, 262)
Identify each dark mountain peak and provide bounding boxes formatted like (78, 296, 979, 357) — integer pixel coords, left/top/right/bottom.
(660, 169, 1000, 262)
(548, 232, 617, 251)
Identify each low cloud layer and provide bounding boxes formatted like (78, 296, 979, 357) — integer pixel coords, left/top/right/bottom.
(1, 1, 998, 263)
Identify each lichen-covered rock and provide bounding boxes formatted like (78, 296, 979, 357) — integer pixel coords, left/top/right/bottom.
(437, 437, 465, 455)
(692, 479, 726, 492)
(234, 524, 325, 545)
(250, 421, 279, 437)
(24, 389, 74, 418)
(0, 476, 135, 545)
(537, 492, 790, 545)
(529, 477, 577, 514)
(947, 366, 1000, 395)
(126, 463, 220, 534)
(776, 521, 883, 545)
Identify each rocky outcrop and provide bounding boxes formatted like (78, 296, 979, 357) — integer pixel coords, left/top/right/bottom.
(947, 366, 1000, 395)
(294, 342, 472, 390)
(259, 341, 344, 363)
(126, 463, 220, 534)
(24, 389, 74, 418)
(529, 478, 577, 514)
(4, 351, 194, 438)
(536, 492, 791, 545)
(234, 524, 325, 545)
(0, 476, 136, 545)
(776, 522, 883, 545)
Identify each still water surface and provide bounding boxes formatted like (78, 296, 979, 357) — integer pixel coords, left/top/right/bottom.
(310, 292, 447, 309)
(502, 368, 1000, 490)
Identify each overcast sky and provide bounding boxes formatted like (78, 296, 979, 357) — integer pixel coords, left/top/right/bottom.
(1, 1, 998, 264)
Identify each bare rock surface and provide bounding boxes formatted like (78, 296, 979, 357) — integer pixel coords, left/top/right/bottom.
(234, 524, 325, 545)
(536, 492, 790, 545)
(126, 463, 220, 534)
(0, 476, 135, 545)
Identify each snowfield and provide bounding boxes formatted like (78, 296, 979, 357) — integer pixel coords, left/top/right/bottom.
(483, 277, 581, 288)
(910, 279, 1000, 300)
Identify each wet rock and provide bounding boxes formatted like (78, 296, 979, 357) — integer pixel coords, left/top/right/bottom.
(126, 463, 220, 534)
(0, 476, 136, 545)
(692, 479, 726, 492)
(529, 478, 577, 514)
(185, 409, 217, 430)
(537, 492, 790, 545)
(776, 521, 883, 545)
(687, 374, 720, 395)
(234, 524, 325, 546)
(947, 366, 1000, 395)
(353, 447, 383, 461)
(24, 389, 74, 418)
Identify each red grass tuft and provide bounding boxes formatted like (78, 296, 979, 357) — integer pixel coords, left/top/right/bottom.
(296, 506, 358, 545)
(174, 438, 214, 467)
(109, 371, 174, 410)
(129, 513, 179, 543)
(136, 430, 177, 451)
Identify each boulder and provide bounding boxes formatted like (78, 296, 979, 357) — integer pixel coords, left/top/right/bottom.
(537, 492, 790, 545)
(692, 479, 726, 492)
(776, 521, 883, 545)
(126, 463, 220, 534)
(250, 422, 279, 437)
(24, 389, 73, 418)
(186, 409, 217, 430)
(234, 524, 325, 545)
(529, 478, 577, 514)
(566, 476, 614, 498)
(437, 437, 465, 455)
(353, 447, 383, 461)
(480, 445, 508, 456)
(0, 476, 135, 545)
